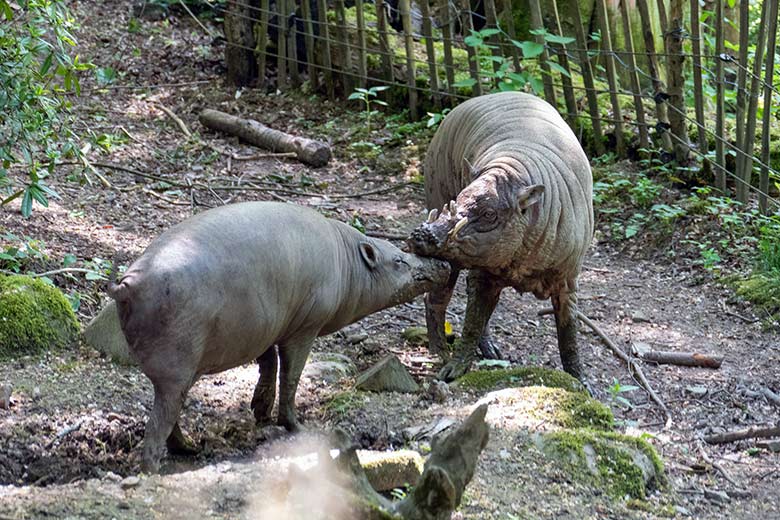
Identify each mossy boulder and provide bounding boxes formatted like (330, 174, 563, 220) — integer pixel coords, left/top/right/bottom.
(0, 274, 80, 359)
(538, 429, 666, 499)
(358, 449, 424, 492)
(454, 366, 586, 394)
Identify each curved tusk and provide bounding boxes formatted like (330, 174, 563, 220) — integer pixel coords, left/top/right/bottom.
(427, 208, 439, 223)
(449, 216, 469, 239)
(441, 204, 451, 218)
(449, 200, 458, 215)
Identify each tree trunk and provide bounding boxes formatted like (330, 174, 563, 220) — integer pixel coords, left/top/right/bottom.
(224, 0, 259, 86)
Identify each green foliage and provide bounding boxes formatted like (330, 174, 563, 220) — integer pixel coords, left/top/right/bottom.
(455, 366, 586, 394)
(348, 86, 389, 132)
(0, 233, 48, 272)
(0, 0, 91, 216)
(0, 274, 80, 359)
(606, 378, 640, 409)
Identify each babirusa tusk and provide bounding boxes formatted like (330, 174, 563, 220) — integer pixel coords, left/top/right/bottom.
(427, 208, 439, 223)
(449, 200, 457, 215)
(442, 204, 450, 218)
(449, 217, 468, 239)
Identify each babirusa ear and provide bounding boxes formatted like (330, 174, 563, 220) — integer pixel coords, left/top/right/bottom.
(518, 184, 545, 209)
(358, 242, 378, 270)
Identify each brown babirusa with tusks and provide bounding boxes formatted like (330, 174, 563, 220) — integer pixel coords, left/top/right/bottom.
(406, 91, 594, 385)
(108, 201, 450, 473)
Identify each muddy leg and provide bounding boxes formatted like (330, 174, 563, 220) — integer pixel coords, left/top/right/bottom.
(551, 289, 584, 381)
(142, 378, 191, 473)
(438, 270, 503, 381)
(251, 346, 278, 426)
(424, 268, 460, 356)
(276, 335, 317, 431)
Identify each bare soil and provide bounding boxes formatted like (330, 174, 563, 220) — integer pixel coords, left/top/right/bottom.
(1, 1, 778, 518)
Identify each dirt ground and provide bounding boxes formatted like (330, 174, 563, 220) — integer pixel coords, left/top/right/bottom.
(0, 1, 778, 518)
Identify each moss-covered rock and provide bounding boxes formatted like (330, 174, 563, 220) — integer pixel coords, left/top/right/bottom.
(455, 366, 586, 394)
(358, 449, 424, 492)
(0, 274, 80, 359)
(539, 429, 666, 499)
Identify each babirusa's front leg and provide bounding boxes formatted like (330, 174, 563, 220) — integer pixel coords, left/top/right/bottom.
(551, 287, 584, 381)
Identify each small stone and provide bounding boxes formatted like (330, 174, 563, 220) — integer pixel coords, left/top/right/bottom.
(120, 476, 141, 489)
(401, 326, 428, 346)
(355, 355, 419, 393)
(499, 448, 510, 460)
(32, 387, 41, 400)
(704, 488, 730, 504)
(685, 386, 708, 397)
(427, 380, 451, 404)
(303, 352, 356, 384)
(346, 333, 368, 345)
(104, 471, 122, 482)
(630, 342, 652, 356)
(675, 505, 692, 516)
(756, 440, 780, 453)
(0, 384, 11, 409)
(631, 311, 652, 323)
(106, 412, 122, 422)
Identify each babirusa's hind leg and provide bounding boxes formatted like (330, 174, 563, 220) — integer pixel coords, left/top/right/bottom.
(424, 268, 460, 356)
(142, 378, 190, 473)
(251, 346, 278, 426)
(551, 286, 584, 381)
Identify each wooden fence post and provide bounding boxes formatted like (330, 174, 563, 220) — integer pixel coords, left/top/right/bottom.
(528, 0, 556, 105)
(355, 0, 367, 88)
(300, 0, 318, 90)
(550, 0, 577, 128)
(460, 0, 482, 96)
(571, 0, 604, 155)
(499, 0, 521, 71)
(714, 0, 727, 194)
(484, 0, 503, 82)
(595, 0, 624, 156)
(316, 0, 335, 99)
(375, 0, 394, 83)
(734, 0, 750, 202)
(759, 0, 779, 214)
(438, 0, 456, 97)
(666, 0, 689, 164)
(276, 0, 288, 89)
(618, 0, 648, 150)
(689, 0, 708, 167)
(420, 0, 441, 109)
(636, 0, 672, 154)
(335, 0, 353, 94)
(288, 0, 301, 86)
(256, 0, 270, 87)
(224, 0, 259, 86)
(400, 0, 418, 119)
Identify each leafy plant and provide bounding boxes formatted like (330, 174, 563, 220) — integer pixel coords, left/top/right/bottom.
(348, 85, 389, 132)
(0, 0, 91, 216)
(606, 379, 639, 409)
(0, 233, 48, 272)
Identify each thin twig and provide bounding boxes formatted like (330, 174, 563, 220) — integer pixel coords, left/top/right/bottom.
(178, 0, 215, 37)
(365, 230, 408, 241)
(143, 188, 191, 206)
(704, 423, 780, 444)
(0, 267, 96, 278)
(697, 441, 742, 488)
(154, 103, 192, 137)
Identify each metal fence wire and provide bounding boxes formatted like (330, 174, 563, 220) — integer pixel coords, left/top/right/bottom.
(216, 0, 780, 211)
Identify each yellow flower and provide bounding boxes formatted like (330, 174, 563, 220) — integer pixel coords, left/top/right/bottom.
(444, 321, 453, 335)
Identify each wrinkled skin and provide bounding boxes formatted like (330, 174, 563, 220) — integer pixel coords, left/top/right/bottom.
(109, 202, 450, 472)
(407, 92, 594, 384)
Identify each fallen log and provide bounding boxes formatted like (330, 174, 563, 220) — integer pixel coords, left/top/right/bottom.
(637, 350, 723, 369)
(704, 423, 780, 445)
(199, 109, 331, 167)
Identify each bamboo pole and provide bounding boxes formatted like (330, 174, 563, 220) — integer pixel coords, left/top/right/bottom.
(256, 0, 270, 87)
(528, 0, 555, 104)
(759, 0, 779, 214)
(300, 0, 318, 90)
(550, 0, 577, 128)
(636, 0, 672, 153)
(689, 0, 707, 165)
(618, 0, 648, 150)
(276, 0, 288, 89)
(484, 0, 503, 81)
(335, 0, 354, 94)
(666, 0, 689, 164)
(355, 0, 367, 88)
(460, 0, 482, 96)
(571, 0, 604, 155)
(400, 0, 418, 118)
(734, 0, 750, 202)
(316, 0, 335, 99)
(375, 0, 394, 83)
(438, 0, 456, 96)
(715, 0, 727, 193)
(595, 0, 624, 156)
(288, 0, 300, 86)
(499, 0, 521, 72)
(420, 0, 440, 109)
(738, 0, 770, 202)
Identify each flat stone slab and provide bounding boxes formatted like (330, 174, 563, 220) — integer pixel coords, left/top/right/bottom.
(84, 301, 134, 366)
(355, 355, 419, 393)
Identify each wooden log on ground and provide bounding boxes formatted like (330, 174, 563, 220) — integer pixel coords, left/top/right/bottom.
(199, 109, 331, 167)
(704, 423, 780, 445)
(636, 350, 724, 369)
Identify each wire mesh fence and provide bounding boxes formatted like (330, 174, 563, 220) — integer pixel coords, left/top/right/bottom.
(219, 0, 780, 212)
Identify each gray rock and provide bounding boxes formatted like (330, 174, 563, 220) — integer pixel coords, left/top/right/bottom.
(355, 355, 419, 393)
(84, 301, 135, 366)
(302, 352, 356, 384)
(346, 333, 368, 344)
(120, 476, 140, 489)
(675, 505, 692, 516)
(0, 384, 11, 410)
(357, 449, 424, 491)
(631, 311, 652, 323)
(427, 380, 451, 403)
(704, 488, 730, 504)
(685, 385, 708, 397)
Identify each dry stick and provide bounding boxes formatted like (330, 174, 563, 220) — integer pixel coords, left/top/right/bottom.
(734, 0, 750, 202)
(704, 424, 780, 445)
(199, 109, 331, 167)
(420, 0, 440, 109)
(636, 0, 672, 153)
(143, 188, 191, 206)
(300, 0, 318, 91)
(689, 0, 709, 170)
(738, 0, 770, 200)
(365, 230, 407, 241)
(759, 0, 779, 214)
(460, 0, 481, 97)
(317, 0, 335, 99)
(400, 0, 418, 120)
(571, 0, 604, 155)
(154, 103, 191, 138)
(666, 0, 689, 164)
(550, 0, 577, 128)
(528, 0, 555, 105)
(375, 0, 394, 85)
(0, 267, 97, 278)
(256, 0, 270, 87)
(178, 0, 214, 37)
(538, 308, 671, 427)
(762, 387, 780, 408)
(714, 0, 727, 194)
(355, 0, 367, 88)
(636, 350, 724, 369)
(618, 0, 649, 150)
(594, 0, 624, 157)
(697, 442, 742, 488)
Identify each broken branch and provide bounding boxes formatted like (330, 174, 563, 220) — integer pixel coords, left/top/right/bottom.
(154, 103, 192, 137)
(636, 350, 723, 369)
(704, 423, 780, 445)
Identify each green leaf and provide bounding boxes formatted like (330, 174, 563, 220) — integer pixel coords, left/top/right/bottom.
(544, 34, 575, 45)
(40, 52, 54, 75)
(547, 61, 571, 78)
(479, 28, 501, 37)
(21, 189, 33, 217)
(463, 35, 483, 47)
(85, 271, 105, 281)
(452, 78, 478, 88)
(529, 76, 544, 94)
(1, 190, 24, 206)
(518, 41, 545, 59)
(374, 100, 388, 106)
(0, 0, 12, 20)
(29, 185, 49, 208)
(347, 92, 364, 100)
(63, 253, 77, 267)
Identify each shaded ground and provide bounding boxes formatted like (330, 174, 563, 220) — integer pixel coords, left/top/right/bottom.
(1, 1, 778, 518)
